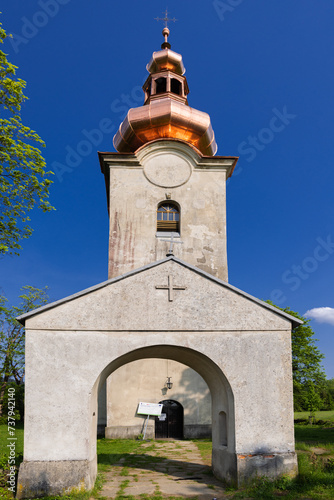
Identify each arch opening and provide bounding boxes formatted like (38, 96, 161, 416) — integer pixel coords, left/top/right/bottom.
(155, 399, 184, 439)
(99, 358, 211, 440)
(90, 344, 236, 483)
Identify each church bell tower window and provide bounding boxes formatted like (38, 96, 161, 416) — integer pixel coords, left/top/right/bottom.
(155, 77, 167, 94)
(171, 78, 182, 96)
(157, 202, 180, 233)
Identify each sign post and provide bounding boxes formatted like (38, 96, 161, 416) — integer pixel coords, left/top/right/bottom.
(137, 402, 163, 440)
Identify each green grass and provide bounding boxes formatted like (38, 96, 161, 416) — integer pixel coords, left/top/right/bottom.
(117, 478, 130, 496)
(192, 427, 334, 499)
(1, 426, 334, 499)
(295, 424, 334, 451)
(231, 453, 334, 499)
(120, 466, 130, 476)
(191, 438, 212, 464)
(294, 410, 334, 421)
(96, 438, 144, 471)
(0, 423, 24, 499)
(230, 424, 334, 499)
(0, 471, 105, 500)
(0, 422, 24, 457)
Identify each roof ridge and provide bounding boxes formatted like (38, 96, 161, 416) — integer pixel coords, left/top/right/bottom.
(17, 256, 302, 328)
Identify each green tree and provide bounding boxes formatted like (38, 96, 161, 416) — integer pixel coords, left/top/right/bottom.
(305, 382, 323, 422)
(0, 286, 48, 417)
(0, 20, 53, 255)
(266, 302, 327, 411)
(320, 378, 334, 410)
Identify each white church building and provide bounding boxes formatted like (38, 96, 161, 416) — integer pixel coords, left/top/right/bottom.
(17, 26, 301, 498)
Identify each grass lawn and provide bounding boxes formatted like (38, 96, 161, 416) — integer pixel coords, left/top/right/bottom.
(295, 424, 334, 449)
(295, 410, 334, 421)
(1, 420, 334, 499)
(97, 437, 156, 471)
(231, 420, 334, 499)
(0, 422, 24, 456)
(0, 423, 24, 500)
(97, 433, 334, 499)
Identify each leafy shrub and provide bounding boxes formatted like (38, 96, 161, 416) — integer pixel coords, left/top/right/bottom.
(294, 417, 333, 427)
(294, 418, 309, 425)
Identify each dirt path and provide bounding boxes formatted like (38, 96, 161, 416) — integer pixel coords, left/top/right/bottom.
(100, 440, 228, 499)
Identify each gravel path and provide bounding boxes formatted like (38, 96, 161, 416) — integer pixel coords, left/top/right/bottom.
(100, 440, 228, 499)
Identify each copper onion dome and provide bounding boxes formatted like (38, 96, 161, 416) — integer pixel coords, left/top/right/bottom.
(113, 28, 217, 156)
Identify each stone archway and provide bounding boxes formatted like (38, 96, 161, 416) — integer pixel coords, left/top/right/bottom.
(90, 345, 235, 484)
(17, 257, 299, 498)
(101, 358, 212, 440)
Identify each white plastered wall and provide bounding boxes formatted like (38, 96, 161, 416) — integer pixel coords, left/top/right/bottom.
(103, 359, 211, 436)
(23, 260, 295, 465)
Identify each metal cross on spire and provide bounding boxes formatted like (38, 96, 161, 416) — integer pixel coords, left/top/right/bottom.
(160, 233, 183, 257)
(154, 8, 177, 28)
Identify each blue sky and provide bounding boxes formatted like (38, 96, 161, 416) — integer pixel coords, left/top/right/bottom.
(1, 0, 334, 378)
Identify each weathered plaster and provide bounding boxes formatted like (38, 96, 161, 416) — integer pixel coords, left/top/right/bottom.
(17, 259, 299, 497)
(23, 260, 292, 332)
(99, 140, 236, 280)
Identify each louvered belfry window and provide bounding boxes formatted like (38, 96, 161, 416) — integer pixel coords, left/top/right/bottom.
(157, 203, 180, 233)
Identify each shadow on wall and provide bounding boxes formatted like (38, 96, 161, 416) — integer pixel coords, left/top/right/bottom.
(171, 366, 211, 419)
(98, 362, 212, 439)
(170, 366, 212, 439)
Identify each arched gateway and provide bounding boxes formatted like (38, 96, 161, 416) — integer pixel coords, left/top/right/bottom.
(17, 27, 301, 499)
(17, 257, 300, 497)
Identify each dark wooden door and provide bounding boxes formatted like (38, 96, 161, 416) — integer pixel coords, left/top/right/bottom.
(155, 400, 183, 439)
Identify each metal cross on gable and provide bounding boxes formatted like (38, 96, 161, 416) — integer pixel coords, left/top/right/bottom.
(155, 274, 187, 302)
(160, 233, 183, 256)
(154, 8, 177, 28)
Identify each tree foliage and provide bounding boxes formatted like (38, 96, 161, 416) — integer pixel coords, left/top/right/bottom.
(0, 20, 53, 255)
(0, 286, 48, 417)
(321, 378, 334, 410)
(266, 301, 328, 411)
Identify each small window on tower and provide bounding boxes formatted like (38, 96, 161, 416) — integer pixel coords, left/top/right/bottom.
(155, 77, 167, 94)
(171, 78, 182, 96)
(157, 202, 180, 233)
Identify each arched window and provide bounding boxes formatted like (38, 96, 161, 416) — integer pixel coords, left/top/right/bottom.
(155, 77, 167, 94)
(157, 202, 180, 233)
(219, 411, 227, 446)
(171, 78, 182, 96)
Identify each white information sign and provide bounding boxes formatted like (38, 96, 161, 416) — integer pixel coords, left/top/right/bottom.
(137, 402, 163, 416)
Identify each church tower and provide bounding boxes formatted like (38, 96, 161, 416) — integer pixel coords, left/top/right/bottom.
(99, 28, 238, 281)
(17, 24, 300, 498)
